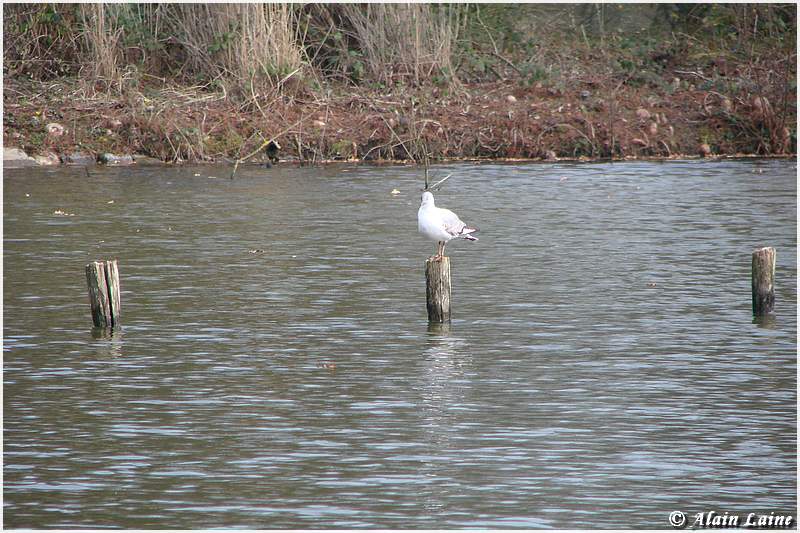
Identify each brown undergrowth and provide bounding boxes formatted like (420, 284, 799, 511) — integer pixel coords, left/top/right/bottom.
(3, 69, 795, 165)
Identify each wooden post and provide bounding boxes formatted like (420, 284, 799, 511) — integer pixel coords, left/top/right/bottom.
(105, 259, 121, 326)
(752, 247, 776, 316)
(426, 256, 451, 323)
(86, 259, 121, 328)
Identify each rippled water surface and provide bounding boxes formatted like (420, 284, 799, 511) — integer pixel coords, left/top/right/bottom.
(4, 160, 797, 528)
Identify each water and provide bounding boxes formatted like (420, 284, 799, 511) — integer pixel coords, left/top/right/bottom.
(4, 159, 796, 529)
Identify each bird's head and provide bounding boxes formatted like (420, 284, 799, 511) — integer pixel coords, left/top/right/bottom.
(420, 190, 435, 206)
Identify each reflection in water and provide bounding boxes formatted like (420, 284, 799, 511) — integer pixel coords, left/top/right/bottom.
(90, 327, 124, 358)
(752, 314, 777, 329)
(426, 321, 451, 336)
(422, 322, 471, 428)
(419, 322, 471, 519)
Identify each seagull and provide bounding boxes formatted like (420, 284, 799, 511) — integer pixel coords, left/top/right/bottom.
(418, 191, 478, 261)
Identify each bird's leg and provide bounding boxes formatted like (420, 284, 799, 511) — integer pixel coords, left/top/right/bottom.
(433, 241, 443, 261)
(441, 241, 447, 258)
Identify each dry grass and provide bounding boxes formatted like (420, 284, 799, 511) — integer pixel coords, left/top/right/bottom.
(166, 4, 306, 94)
(336, 4, 464, 86)
(9, 3, 308, 96)
(78, 4, 124, 90)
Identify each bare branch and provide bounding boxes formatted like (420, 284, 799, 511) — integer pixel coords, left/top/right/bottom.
(427, 173, 452, 191)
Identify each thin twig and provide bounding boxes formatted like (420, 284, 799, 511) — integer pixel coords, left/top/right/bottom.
(674, 69, 712, 82)
(379, 114, 413, 160)
(426, 173, 452, 191)
(491, 51, 523, 76)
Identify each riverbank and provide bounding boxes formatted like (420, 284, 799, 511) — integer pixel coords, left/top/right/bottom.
(4, 73, 795, 169)
(4, 4, 795, 167)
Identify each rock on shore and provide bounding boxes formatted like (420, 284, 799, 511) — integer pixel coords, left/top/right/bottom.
(4, 147, 155, 168)
(61, 152, 96, 165)
(33, 152, 60, 166)
(98, 153, 134, 165)
(4, 147, 37, 168)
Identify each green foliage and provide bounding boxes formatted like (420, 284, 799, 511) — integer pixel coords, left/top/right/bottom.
(461, 4, 524, 54)
(3, 3, 82, 78)
(660, 4, 796, 55)
(204, 130, 244, 156)
(114, 6, 160, 56)
(346, 49, 366, 83)
(208, 25, 237, 55)
(520, 64, 548, 85)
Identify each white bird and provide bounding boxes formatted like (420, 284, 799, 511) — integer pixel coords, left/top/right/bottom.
(418, 191, 478, 260)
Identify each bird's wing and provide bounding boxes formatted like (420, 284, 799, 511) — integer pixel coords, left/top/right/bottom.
(437, 207, 468, 236)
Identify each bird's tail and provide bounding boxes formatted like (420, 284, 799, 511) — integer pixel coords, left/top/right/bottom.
(460, 226, 479, 241)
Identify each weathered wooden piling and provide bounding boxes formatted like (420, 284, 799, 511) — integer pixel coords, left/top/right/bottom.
(752, 247, 776, 316)
(425, 256, 451, 323)
(86, 259, 121, 328)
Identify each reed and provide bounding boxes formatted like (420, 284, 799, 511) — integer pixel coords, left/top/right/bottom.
(165, 4, 305, 93)
(335, 4, 464, 86)
(79, 4, 124, 89)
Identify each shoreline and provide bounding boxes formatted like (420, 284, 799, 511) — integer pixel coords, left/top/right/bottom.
(4, 148, 795, 171)
(4, 74, 795, 169)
